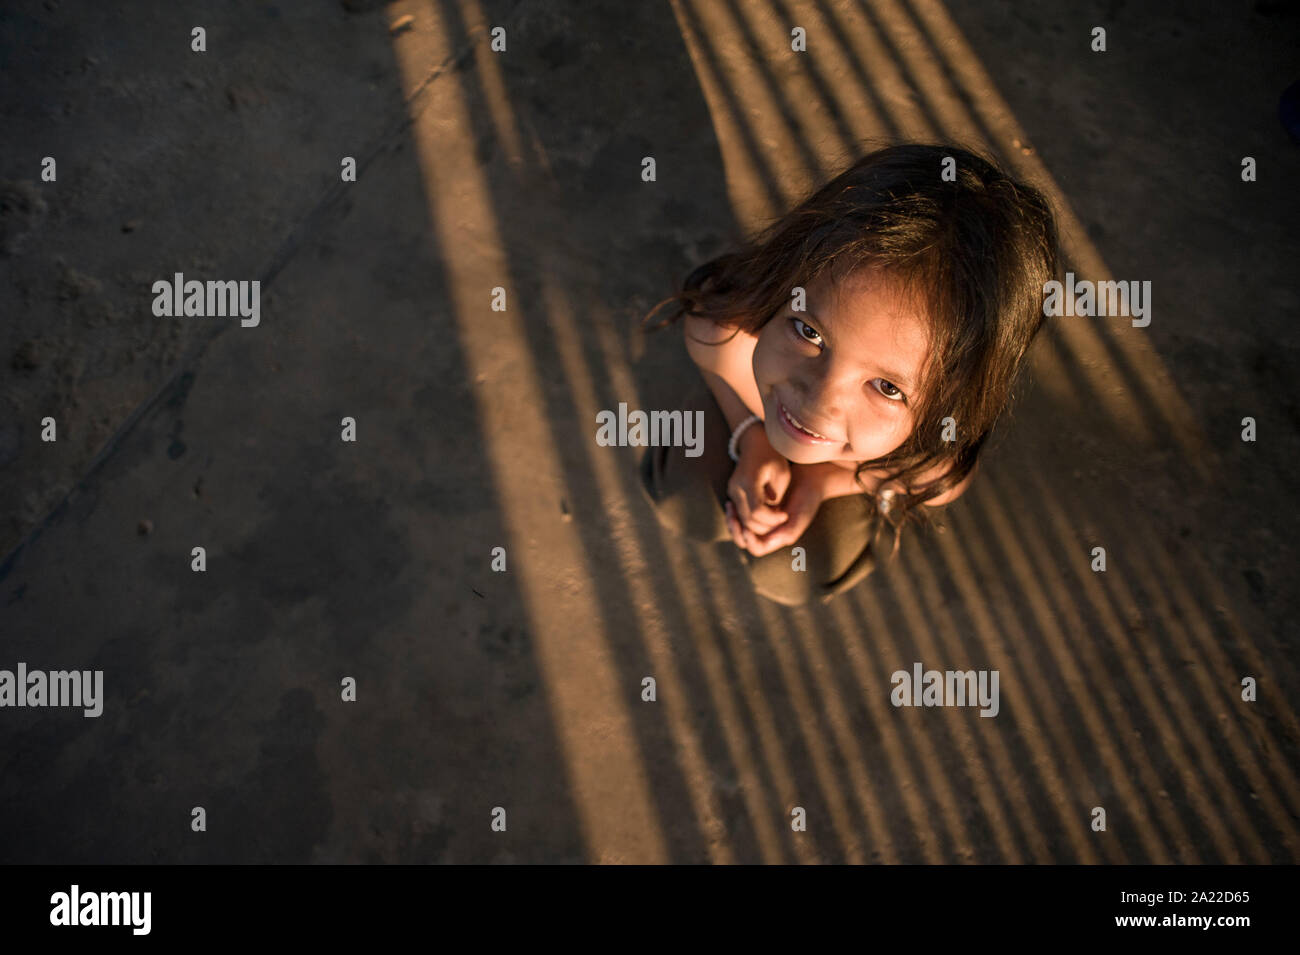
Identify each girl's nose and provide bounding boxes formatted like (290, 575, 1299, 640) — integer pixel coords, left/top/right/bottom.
(795, 361, 855, 417)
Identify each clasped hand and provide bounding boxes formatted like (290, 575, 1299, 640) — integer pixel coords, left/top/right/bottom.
(723, 421, 827, 557)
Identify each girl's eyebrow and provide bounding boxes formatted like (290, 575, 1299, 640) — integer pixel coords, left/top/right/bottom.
(800, 305, 919, 394)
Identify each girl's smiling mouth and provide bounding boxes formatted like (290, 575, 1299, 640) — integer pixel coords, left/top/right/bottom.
(776, 399, 839, 445)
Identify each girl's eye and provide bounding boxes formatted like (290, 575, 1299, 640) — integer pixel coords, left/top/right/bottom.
(872, 378, 906, 402)
(791, 318, 823, 346)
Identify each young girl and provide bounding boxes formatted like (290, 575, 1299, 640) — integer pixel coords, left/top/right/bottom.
(640, 143, 1061, 606)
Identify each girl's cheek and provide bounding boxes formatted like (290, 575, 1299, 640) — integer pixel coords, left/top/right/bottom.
(854, 409, 911, 458)
(752, 343, 781, 384)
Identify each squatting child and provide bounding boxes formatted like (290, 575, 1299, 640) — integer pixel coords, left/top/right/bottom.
(640, 142, 1061, 606)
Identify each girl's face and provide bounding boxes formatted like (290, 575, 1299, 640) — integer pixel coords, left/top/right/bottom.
(752, 266, 930, 466)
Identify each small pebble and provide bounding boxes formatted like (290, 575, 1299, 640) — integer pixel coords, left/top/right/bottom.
(137, 519, 153, 536)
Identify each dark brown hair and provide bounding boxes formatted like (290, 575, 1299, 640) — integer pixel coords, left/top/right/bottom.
(641, 142, 1061, 557)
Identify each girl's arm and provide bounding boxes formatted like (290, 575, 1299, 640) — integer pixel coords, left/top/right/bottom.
(682, 314, 765, 428)
(697, 369, 760, 441)
(683, 313, 794, 544)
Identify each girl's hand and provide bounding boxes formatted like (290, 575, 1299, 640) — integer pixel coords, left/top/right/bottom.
(726, 420, 791, 539)
(726, 462, 829, 557)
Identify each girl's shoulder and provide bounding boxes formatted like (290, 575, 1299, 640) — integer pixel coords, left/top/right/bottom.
(683, 310, 758, 346)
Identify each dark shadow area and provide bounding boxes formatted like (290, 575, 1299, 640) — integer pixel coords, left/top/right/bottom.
(0, 0, 583, 863)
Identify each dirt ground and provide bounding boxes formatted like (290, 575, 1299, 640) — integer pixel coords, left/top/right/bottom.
(1, 0, 1297, 863)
